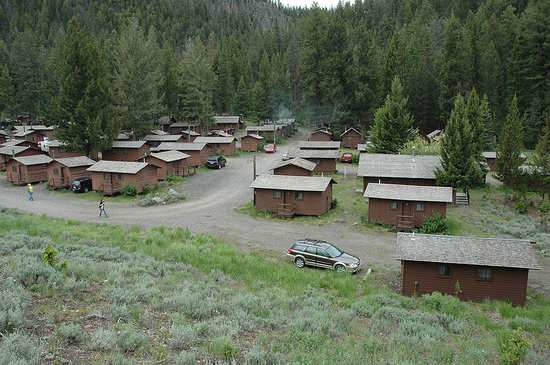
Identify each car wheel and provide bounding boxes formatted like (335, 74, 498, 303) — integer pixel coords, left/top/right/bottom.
(84, 188, 89, 193)
(295, 257, 305, 268)
(335, 265, 346, 273)
(217, 164, 221, 169)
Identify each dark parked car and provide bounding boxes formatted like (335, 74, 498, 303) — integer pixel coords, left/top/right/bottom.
(206, 155, 227, 169)
(287, 239, 362, 273)
(71, 177, 92, 193)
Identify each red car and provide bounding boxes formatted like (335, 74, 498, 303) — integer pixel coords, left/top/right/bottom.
(340, 153, 353, 163)
(264, 143, 277, 153)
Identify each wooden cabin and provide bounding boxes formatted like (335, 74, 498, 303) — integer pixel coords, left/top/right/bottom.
(287, 149, 339, 174)
(102, 141, 150, 162)
(169, 122, 202, 135)
(427, 129, 444, 142)
(482, 152, 527, 172)
(271, 158, 316, 177)
(239, 134, 263, 152)
(193, 137, 236, 156)
(213, 115, 244, 132)
(298, 141, 341, 150)
(309, 129, 332, 141)
(0, 145, 42, 171)
(142, 134, 184, 147)
(155, 142, 209, 167)
(12, 129, 45, 145)
(145, 151, 190, 180)
(245, 125, 284, 139)
(30, 125, 56, 140)
(358, 154, 442, 193)
(47, 156, 96, 190)
(250, 174, 336, 217)
(0, 130, 8, 145)
(6, 154, 53, 185)
(47, 141, 82, 159)
(340, 127, 364, 149)
(181, 130, 200, 142)
(364, 183, 453, 230)
(396, 233, 540, 306)
(158, 115, 177, 132)
(87, 160, 158, 195)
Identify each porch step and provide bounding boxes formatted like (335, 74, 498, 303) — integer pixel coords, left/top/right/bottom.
(276, 209, 295, 218)
(455, 193, 469, 205)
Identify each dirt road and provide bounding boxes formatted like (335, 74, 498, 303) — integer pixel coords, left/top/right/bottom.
(0, 130, 548, 291)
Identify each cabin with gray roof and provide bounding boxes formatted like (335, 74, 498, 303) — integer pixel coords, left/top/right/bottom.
(155, 142, 209, 166)
(102, 141, 150, 162)
(396, 233, 540, 306)
(47, 156, 96, 190)
(145, 151, 190, 180)
(194, 136, 236, 156)
(250, 174, 336, 217)
(47, 140, 84, 159)
(287, 149, 339, 174)
(169, 122, 202, 135)
(87, 160, 158, 195)
(142, 134, 184, 147)
(358, 153, 442, 192)
(340, 127, 364, 149)
(0, 129, 8, 144)
(309, 129, 332, 142)
(298, 141, 341, 150)
(0, 144, 42, 171)
(239, 134, 263, 152)
(246, 125, 284, 139)
(213, 115, 244, 132)
(271, 157, 317, 177)
(6, 154, 53, 184)
(364, 183, 453, 230)
(482, 151, 527, 171)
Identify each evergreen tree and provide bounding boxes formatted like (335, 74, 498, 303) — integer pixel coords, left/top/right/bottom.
(465, 88, 491, 157)
(233, 76, 250, 118)
(0, 64, 14, 114)
(435, 94, 485, 191)
(495, 96, 525, 201)
(370, 76, 414, 154)
(438, 15, 463, 124)
(113, 19, 162, 139)
(159, 42, 178, 114)
(533, 118, 550, 199)
(53, 18, 117, 156)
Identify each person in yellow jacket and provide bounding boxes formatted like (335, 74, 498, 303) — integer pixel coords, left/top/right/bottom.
(27, 184, 33, 201)
(99, 198, 108, 218)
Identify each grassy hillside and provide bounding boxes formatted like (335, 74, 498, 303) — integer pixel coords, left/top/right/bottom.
(0, 208, 549, 364)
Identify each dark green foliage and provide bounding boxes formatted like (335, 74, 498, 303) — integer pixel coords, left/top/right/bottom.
(42, 243, 57, 267)
(370, 77, 414, 153)
(120, 184, 138, 196)
(331, 198, 338, 209)
(499, 328, 531, 365)
(436, 94, 485, 191)
(533, 119, 550, 199)
(416, 214, 450, 235)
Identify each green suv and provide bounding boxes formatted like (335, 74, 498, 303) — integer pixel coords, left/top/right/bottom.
(287, 239, 362, 273)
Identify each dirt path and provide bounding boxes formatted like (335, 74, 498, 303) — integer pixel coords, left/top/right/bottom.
(0, 130, 548, 291)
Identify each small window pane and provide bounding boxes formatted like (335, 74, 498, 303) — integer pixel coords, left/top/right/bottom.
(438, 265, 451, 276)
(53, 168, 58, 175)
(273, 190, 281, 198)
(292, 244, 306, 252)
(12, 166, 17, 172)
(295, 192, 303, 200)
(305, 247, 317, 255)
(245, 140, 249, 144)
(390, 201, 398, 209)
(123, 149, 128, 154)
(118, 174, 123, 180)
(104, 173, 109, 179)
(111, 149, 116, 153)
(416, 203, 424, 211)
(59, 148, 63, 153)
(478, 268, 492, 279)
(317, 159, 322, 164)
(317, 248, 329, 257)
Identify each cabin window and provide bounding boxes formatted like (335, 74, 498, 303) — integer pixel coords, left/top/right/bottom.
(244, 139, 249, 144)
(438, 265, 451, 277)
(217, 144, 220, 148)
(390, 201, 399, 209)
(111, 149, 116, 153)
(273, 190, 281, 198)
(295, 192, 303, 200)
(103, 173, 109, 180)
(172, 162, 176, 168)
(317, 159, 322, 165)
(118, 174, 123, 180)
(30, 136, 34, 141)
(478, 267, 492, 280)
(348, 136, 352, 140)
(53, 168, 58, 175)
(12, 166, 17, 172)
(416, 203, 425, 211)
(58, 148, 63, 153)
(123, 149, 128, 154)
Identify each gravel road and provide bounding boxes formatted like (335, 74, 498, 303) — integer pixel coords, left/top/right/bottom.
(1, 130, 548, 291)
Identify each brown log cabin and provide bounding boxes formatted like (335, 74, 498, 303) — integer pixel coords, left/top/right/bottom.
(47, 156, 96, 190)
(6, 154, 53, 185)
(87, 160, 158, 195)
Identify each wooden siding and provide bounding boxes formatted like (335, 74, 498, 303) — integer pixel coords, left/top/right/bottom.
(401, 260, 529, 306)
(240, 136, 261, 152)
(102, 145, 150, 162)
(341, 129, 364, 149)
(145, 156, 188, 180)
(304, 157, 337, 174)
(309, 131, 331, 141)
(47, 162, 91, 189)
(362, 177, 436, 193)
(6, 160, 49, 184)
(90, 165, 158, 195)
(253, 184, 332, 216)
(273, 165, 313, 177)
(48, 147, 82, 159)
(368, 198, 447, 227)
(1, 148, 41, 171)
(205, 140, 236, 156)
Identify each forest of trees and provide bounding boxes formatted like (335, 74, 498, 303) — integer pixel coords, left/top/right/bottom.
(0, 0, 548, 149)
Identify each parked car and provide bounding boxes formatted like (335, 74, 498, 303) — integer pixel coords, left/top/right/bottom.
(287, 239, 362, 273)
(340, 152, 353, 163)
(71, 177, 92, 193)
(264, 143, 277, 153)
(206, 155, 227, 169)
(282, 151, 289, 160)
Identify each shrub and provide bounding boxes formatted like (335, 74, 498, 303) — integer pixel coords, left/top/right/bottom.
(351, 301, 374, 318)
(117, 324, 148, 353)
(0, 332, 42, 364)
(417, 213, 449, 235)
(500, 328, 531, 365)
(169, 324, 197, 350)
(120, 184, 138, 196)
(42, 243, 57, 267)
(332, 198, 338, 209)
(91, 329, 117, 351)
(57, 323, 85, 344)
(0, 279, 29, 333)
(175, 350, 196, 365)
(142, 184, 153, 195)
(351, 154, 360, 164)
(513, 192, 528, 214)
(244, 345, 272, 364)
(421, 291, 465, 317)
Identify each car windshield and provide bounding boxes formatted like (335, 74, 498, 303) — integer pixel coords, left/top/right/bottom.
(325, 245, 343, 258)
(207, 156, 218, 161)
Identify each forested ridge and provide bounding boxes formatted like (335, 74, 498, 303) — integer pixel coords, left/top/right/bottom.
(0, 0, 548, 148)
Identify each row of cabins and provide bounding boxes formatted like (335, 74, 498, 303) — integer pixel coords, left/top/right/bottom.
(158, 115, 245, 135)
(308, 127, 364, 149)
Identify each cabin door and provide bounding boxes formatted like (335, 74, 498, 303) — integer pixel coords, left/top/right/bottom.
(61, 167, 66, 184)
(284, 191, 294, 207)
(402, 201, 412, 217)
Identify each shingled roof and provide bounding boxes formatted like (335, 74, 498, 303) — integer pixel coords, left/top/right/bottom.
(287, 149, 340, 159)
(156, 142, 207, 151)
(299, 141, 341, 149)
(340, 127, 361, 137)
(427, 129, 443, 139)
(213, 116, 240, 124)
(358, 154, 441, 180)
(111, 141, 147, 149)
(482, 151, 527, 159)
(150, 151, 190, 162)
(1, 139, 27, 147)
(87, 160, 150, 174)
(364, 183, 453, 203)
(169, 122, 198, 128)
(142, 134, 183, 142)
(250, 174, 336, 192)
(271, 157, 317, 172)
(30, 125, 54, 131)
(0, 145, 30, 155)
(246, 125, 283, 132)
(396, 233, 540, 270)
(13, 154, 52, 165)
(194, 136, 235, 144)
(47, 140, 69, 148)
(240, 134, 263, 140)
(54, 156, 96, 168)
(312, 129, 332, 136)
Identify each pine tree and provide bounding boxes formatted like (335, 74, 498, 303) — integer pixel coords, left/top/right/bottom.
(233, 76, 250, 117)
(435, 94, 485, 191)
(113, 19, 162, 139)
(53, 18, 117, 156)
(533, 118, 550, 199)
(465, 88, 491, 158)
(370, 76, 414, 154)
(0, 64, 14, 114)
(159, 42, 178, 114)
(495, 96, 525, 201)
(438, 15, 463, 124)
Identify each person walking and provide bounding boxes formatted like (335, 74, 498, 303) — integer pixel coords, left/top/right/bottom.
(27, 183, 33, 201)
(98, 198, 108, 218)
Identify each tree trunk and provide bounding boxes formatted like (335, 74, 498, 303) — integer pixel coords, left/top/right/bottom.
(504, 185, 509, 204)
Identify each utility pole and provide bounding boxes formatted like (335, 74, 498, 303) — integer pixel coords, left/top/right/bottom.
(253, 152, 256, 182)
